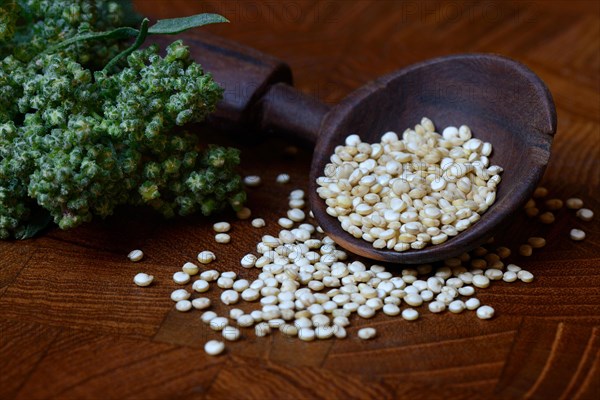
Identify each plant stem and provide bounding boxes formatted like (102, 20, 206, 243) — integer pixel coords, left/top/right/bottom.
(102, 18, 150, 73)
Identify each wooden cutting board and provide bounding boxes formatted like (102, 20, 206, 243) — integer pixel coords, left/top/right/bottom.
(1, 1, 598, 399)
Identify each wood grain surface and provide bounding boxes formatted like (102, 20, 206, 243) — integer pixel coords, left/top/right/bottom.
(1, 1, 599, 399)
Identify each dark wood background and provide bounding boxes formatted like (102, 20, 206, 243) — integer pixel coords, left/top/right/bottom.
(1, 1, 599, 399)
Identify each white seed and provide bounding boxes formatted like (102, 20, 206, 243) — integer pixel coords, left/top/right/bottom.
(173, 271, 190, 285)
(240, 254, 257, 268)
(276, 173, 290, 183)
(401, 308, 419, 321)
(290, 189, 305, 200)
(192, 297, 211, 310)
(255, 322, 271, 337)
(506, 264, 521, 272)
(222, 271, 237, 279)
(197, 251, 216, 264)
(222, 326, 241, 341)
(210, 317, 229, 331)
(244, 175, 261, 187)
(232, 279, 249, 292)
(463, 298, 480, 310)
(334, 326, 347, 339)
(220, 290, 240, 305)
(250, 310, 263, 322)
(213, 222, 231, 233)
(171, 289, 190, 302)
(472, 274, 490, 288)
(428, 301, 446, 313)
(280, 324, 299, 337)
(566, 198, 583, 210)
(502, 271, 517, 282)
(201, 311, 218, 324)
(175, 300, 192, 312)
(476, 305, 495, 319)
(404, 293, 423, 307)
(576, 208, 594, 221)
(128, 249, 144, 262)
(289, 199, 305, 209)
(278, 218, 294, 228)
(485, 269, 503, 281)
(357, 305, 375, 319)
(236, 207, 252, 220)
(204, 340, 225, 356)
(181, 262, 199, 276)
(217, 277, 234, 289)
(241, 288, 260, 301)
(298, 328, 316, 341)
(316, 326, 335, 339)
(133, 273, 153, 287)
(238, 314, 255, 327)
(251, 218, 266, 228)
(200, 269, 219, 281)
(517, 270, 534, 283)
(382, 303, 400, 316)
(570, 228, 586, 241)
(448, 300, 466, 313)
(358, 327, 377, 340)
(192, 279, 210, 293)
(287, 209, 306, 222)
(215, 233, 231, 244)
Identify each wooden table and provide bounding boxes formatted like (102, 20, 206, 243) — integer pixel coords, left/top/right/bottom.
(1, 1, 598, 399)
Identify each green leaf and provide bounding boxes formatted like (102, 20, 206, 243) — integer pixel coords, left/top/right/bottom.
(148, 13, 229, 35)
(14, 208, 53, 240)
(45, 26, 139, 54)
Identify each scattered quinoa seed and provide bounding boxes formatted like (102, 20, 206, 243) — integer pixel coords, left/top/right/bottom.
(570, 229, 586, 241)
(133, 272, 153, 287)
(175, 300, 192, 312)
(244, 175, 262, 187)
(276, 174, 290, 183)
(545, 199, 563, 211)
(476, 305, 495, 319)
(401, 308, 419, 321)
(128, 249, 144, 262)
(565, 198, 583, 210)
(213, 222, 231, 233)
(197, 251, 216, 264)
(204, 340, 225, 356)
(533, 187, 548, 198)
(518, 244, 533, 257)
(576, 208, 594, 221)
(182, 262, 199, 275)
(358, 327, 377, 340)
(236, 207, 252, 220)
(527, 237, 546, 249)
(173, 271, 191, 284)
(215, 233, 231, 244)
(539, 212, 555, 224)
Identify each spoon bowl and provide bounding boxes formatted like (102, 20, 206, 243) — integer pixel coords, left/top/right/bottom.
(178, 33, 557, 264)
(309, 54, 556, 263)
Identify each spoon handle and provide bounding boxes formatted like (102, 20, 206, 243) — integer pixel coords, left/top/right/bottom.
(155, 31, 330, 143)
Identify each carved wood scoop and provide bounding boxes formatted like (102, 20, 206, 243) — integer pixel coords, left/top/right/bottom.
(171, 32, 557, 264)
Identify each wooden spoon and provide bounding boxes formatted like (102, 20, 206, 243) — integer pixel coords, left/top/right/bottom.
(163, 32, 557, 264)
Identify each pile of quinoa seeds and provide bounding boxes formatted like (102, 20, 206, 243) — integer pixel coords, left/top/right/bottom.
(316, 117, 503, 251)
(129, 153, 594, 358)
